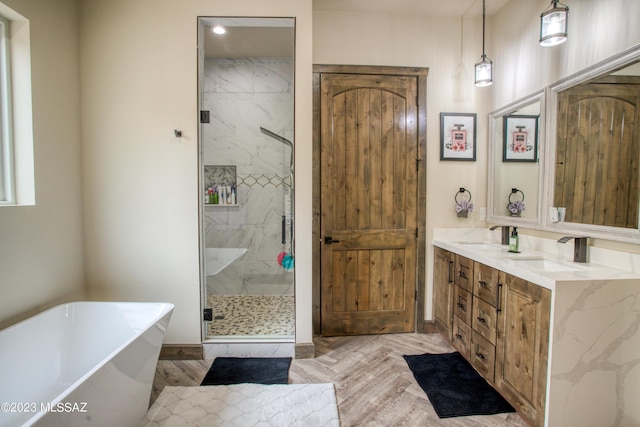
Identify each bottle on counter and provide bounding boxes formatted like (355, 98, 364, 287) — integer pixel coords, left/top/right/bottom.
(508, 227, 520, 253)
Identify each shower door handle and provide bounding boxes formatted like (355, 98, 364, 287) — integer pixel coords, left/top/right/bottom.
(282, 215, 286, 244)
(324, 236, 340, 244)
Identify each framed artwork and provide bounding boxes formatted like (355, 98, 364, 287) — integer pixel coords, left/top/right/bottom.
(440, 112, 477, 161)
(503, 114, 539, 162)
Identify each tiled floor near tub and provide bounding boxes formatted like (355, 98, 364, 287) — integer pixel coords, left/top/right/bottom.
(206, 295, 294, 337)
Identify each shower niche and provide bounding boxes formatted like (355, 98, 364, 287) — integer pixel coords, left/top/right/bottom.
(199, 17, 295, 341)
(204, 165, 238, 206)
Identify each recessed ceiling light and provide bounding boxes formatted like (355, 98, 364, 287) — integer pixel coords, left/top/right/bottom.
(212, 26, 227, 35)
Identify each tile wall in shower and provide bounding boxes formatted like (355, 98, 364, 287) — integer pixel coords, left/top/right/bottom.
(203, 57, 294, 296)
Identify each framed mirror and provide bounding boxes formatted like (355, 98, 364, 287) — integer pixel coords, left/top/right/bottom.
(544, 44, 640, 242)
(488, 90, 545, 227)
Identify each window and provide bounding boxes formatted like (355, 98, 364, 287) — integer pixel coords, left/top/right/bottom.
(0, 3, 34, 206)
(0, 15, 13, 203)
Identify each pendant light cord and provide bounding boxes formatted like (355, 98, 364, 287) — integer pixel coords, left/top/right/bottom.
(481, 0, 486, 58)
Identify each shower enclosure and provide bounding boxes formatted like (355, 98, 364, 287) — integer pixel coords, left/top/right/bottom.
(198, 17, 295, 341)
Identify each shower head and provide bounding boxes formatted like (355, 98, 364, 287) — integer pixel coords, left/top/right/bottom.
(260, 127, 294, 182)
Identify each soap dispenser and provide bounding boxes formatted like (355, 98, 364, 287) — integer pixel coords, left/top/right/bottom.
(508, 227, 520, 253)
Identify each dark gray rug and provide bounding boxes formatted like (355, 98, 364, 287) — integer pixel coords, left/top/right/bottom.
(200, 357, 292, 386)
(403, 352, 515, 418)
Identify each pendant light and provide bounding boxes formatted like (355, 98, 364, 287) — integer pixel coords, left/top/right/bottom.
(474, 0, 492, 87)
(539, 0, 569, 47)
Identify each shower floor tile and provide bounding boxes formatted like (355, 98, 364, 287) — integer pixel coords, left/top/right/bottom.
(206, 295, 294, 337)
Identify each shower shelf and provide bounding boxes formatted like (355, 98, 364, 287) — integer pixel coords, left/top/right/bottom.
(205, 203, 239, 207)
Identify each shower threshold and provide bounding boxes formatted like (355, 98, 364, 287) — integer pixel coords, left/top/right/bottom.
(203, 335, 294, 344)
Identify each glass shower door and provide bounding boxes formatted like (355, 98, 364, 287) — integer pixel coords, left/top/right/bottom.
(199, 17, 295, 340)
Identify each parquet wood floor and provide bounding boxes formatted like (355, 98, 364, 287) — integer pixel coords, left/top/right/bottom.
(151, 333, 529, 426)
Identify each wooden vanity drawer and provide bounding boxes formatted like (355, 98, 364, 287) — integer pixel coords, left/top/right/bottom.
(471, 330, 496, 382)
(474, 262, 500, 306)
(452, 315, 471, 358)
(472, 296, 497, 345)
(454, 255, 474, 292)
(453, 285, 473, 325)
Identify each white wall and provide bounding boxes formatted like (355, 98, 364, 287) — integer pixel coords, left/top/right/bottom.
(492, 0, 640, 108)
(0, 0, 85, 329)
(79, 0, 313, 344)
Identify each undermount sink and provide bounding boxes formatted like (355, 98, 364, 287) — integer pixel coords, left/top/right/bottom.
(509, 258, 583, 272)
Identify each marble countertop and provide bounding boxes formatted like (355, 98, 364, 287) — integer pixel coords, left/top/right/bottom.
(433, 237, 640, 290)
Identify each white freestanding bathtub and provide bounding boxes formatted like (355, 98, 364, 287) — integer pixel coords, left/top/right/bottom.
(0, 301, 174, 427)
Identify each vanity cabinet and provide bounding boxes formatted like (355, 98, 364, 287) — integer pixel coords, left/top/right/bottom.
(495, 272, 551, 427)
(432, 249, 551, 427)
(432, 247, 454, 340)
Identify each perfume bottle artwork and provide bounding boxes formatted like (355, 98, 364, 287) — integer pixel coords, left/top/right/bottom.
(450, 124, 467, 152)
(512, 125, 528, 153)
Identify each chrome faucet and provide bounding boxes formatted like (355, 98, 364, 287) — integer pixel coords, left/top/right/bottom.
(558, 236, 589, 263)
(490, 225, 511, 245)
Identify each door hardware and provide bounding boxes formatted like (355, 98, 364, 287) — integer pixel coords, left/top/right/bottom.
(324, 236, 340, 244)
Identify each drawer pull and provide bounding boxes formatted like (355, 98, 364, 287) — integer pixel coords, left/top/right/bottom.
(455, 333, 463, 340)
(478, 280, 488, 288)
(458, 271, 467, 279)
(475, 352, 485, 360)
(477, 316, 486, 323)
(457, 302, 465, 309)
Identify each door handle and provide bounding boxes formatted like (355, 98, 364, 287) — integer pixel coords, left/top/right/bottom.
(324, 236, 340, 244)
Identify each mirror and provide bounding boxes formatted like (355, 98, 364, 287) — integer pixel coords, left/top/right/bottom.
(488, 90, 545, 227)
(546, 44, 640, 241)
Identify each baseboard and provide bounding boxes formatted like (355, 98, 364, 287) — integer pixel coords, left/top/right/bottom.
(417, 319, 438, 334)
(294, 342, 315, 359)
(160, 344, 204, 360)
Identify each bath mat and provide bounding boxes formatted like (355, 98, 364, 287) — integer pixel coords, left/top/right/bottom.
(200, 357, 292, 385)
(403, 352, 515, 418)
(142, 384, 340, 426)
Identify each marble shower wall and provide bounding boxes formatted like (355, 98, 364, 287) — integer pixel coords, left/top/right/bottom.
(203, 57, 294, 296)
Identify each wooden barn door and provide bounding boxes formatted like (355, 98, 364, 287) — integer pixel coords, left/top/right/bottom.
(318, 70, 419, 336)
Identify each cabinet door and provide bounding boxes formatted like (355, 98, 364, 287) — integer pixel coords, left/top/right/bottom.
(433, 247, 453, 338)
(495, 273, 551, 427)
(454, 255, 474, 292)
(474, 262, 500, 306)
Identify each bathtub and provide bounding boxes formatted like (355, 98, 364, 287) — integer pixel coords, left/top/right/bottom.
(0, 301, 174, 427)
